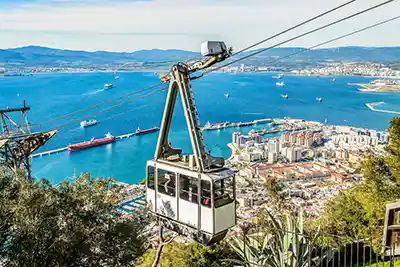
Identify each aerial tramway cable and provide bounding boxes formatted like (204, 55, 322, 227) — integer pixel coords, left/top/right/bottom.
(54, 87, 167, 130)
(256, 15, 400, 70)
(231, 0, 357, 56)
(200, 0, 396, 76)
(30, 82, 164, 127)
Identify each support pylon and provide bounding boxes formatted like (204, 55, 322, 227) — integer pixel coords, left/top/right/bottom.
(0, 101, 57, 180)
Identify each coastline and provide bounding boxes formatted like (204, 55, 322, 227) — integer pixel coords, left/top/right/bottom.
(2, 69, 399, 78)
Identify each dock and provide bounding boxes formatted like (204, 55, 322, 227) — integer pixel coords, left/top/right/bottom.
(202, 118, 273, 131)
(118, 195, 146, 214)
(366, 102, 400, 115)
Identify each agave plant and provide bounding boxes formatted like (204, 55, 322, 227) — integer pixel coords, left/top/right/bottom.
(229, 210, 334, 267)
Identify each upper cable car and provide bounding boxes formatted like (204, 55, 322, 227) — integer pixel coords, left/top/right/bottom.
(146, 41, 236, 244)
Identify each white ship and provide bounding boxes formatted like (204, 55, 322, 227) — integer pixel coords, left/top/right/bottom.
(276, 82, 285, 87)
(80, 119, 97, 128)
(104, 83, 114, 89)
(281, 94, 288, 99)
(114, 72, 119, 80)
(316, 97, 323, 102)
(224, 93, 230, 98)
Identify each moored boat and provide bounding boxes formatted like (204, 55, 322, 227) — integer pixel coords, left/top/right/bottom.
(68, 133, 115, 152)
(134, 126, 159, 136)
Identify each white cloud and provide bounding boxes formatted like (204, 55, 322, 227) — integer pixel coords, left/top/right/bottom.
(0, 0, 399, 51)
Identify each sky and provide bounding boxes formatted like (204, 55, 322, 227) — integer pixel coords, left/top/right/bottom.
(0, 0, 399, 52)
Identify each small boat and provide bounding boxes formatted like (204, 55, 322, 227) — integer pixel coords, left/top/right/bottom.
(114, 72, 119, 80)
(104, 83, 114, 89)
(316, 97, 323, 102)
(224, 93, 230, 98)
(331, 78, 336, 82)
(80, 119, 97, 128)
(276, 82, 285, 87)
(272, 75, 281, 79)
(281, 94, 288, 99)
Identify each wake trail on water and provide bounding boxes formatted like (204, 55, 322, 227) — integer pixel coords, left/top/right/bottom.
(84, 88, 105, 95)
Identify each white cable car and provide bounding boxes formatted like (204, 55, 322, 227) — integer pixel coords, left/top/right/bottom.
(146, 41, 235, 244)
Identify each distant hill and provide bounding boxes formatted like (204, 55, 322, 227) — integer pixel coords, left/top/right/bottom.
(0, 45, 399, 68)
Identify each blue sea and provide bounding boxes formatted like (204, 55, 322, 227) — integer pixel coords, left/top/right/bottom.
(1, 72, 399, 184)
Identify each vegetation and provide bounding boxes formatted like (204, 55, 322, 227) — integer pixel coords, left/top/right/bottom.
(230, 210, 332, 267)
(137, 243, 234, 267)
(0, 170, 150, 267)
(317, 117, 400, 245)
(264, 176, 288, 210)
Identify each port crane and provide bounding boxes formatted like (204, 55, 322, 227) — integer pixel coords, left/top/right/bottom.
(146, 41, 236, 244)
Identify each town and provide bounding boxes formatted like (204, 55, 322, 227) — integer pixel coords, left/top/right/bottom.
(225, 118, 389, 222)
(2, 61, 400, 78)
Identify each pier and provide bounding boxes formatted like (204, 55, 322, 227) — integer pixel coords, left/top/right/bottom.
(31, 147, 68, 158)
(365, 102, 400, 115)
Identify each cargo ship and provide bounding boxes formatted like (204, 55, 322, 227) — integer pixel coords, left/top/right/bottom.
(134, 126, 159, 136)
(68, 133, 115, 151)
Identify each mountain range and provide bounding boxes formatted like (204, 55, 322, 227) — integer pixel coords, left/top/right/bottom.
(1, 46, 400, 69)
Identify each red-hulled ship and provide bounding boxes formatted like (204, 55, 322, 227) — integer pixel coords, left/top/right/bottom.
(68, 133, 115, 152)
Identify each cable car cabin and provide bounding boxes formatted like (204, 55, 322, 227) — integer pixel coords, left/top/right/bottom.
(146, 160, 236, 244)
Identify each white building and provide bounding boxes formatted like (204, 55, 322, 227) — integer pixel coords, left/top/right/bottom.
(268, 152, 278, 164)
(285, 147, 302, 163)
(268, 139, 280, 154)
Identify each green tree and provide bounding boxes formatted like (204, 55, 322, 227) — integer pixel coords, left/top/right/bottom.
(264, 176, 287, 209)
(316, 116, 400, 246)
(0, 170, 150, 267)
(137, 242, 235, 267)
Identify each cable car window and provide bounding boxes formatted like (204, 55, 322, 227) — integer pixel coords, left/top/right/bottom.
(179, 175, 198, 204)
(201, 180, 211, 208)
(157, 169, 176, 197)
(214, 177, 234, 208)
(147, 166, 155, 189)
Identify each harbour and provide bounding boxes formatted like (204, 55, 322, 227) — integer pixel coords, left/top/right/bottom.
(19, 72, 399, 184)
